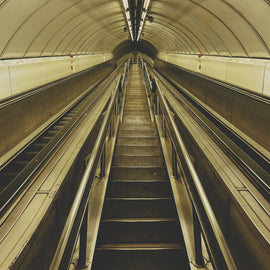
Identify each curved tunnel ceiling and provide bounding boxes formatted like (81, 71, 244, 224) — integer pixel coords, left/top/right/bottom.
(113, 40, 158, 59)
(0, 0, 269, 59)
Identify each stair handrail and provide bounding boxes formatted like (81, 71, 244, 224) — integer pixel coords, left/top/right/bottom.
(153, 74, 237, 270)
(49, 72, 124, 270)
(139, 57, 152, 97)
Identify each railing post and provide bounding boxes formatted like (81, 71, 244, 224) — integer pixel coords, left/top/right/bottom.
(171, 142, 178, 178)
(156, 96, 160, 116)
(77, 205, 88, 268)
(193, 205, 205, 267)
(115, 92, 120, 115)
(118, 79, 123, 109)
(100, 143, 106, 178)
(109, 117, 114, 137)
(162, 114, 166, 138)
(154, 92, 157, 115)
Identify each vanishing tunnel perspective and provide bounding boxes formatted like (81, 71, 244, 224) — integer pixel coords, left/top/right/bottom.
(0, 1, 269, 270)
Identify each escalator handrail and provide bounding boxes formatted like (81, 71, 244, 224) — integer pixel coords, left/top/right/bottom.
(49, 74, 122, 270)
(154, 74, 237, 270)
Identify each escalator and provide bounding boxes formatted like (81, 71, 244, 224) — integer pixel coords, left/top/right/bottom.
(92, 65, 190, 269)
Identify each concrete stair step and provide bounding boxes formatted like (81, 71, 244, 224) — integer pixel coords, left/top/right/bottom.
(124, 108, 149, 112)
(125, 100, 147, 103)
(124, 103, 147, 107)
(118, 130, 157, 137)
(106, 180, 172, 198)
(112, 155, 165, 166)
(125, 95, 146, 99)
(97, 218, 183, 245)
(114, 145, 162, 156)
(119, 123, 155, 131)
(124, 107, 149, 112)
(124, 103, 148, 107)
(123, 117, 150, 124)
(124, 115, 150, 121)
(110, 166, 168, 180)
(124, 111, 149, 117)
(92, 245, 190, 270)
(117, 137, 159, 146)
(102, 198, 177, 218)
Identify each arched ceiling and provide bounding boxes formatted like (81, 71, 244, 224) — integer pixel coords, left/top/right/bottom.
(113, 40, 158, 59)
(0, 0, 269, 59)
(0, 0, 127, 58)
(145, 0, 270, 58)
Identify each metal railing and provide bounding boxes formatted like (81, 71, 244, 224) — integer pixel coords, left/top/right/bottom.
(49, 60, 130, 270)
(140, 58, 237, 270)
(139, 57, 152, 97)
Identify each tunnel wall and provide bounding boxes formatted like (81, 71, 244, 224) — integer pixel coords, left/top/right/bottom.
(155, 59, 270, 152)
(138, 53, 154, 67)
(0, 59, 116, 160)
(0, 53, 113, 100)
(116, 53, 132, 67)
(158, 53, 270, 97)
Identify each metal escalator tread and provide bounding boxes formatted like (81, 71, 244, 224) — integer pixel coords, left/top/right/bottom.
(22, 151, 39, 160)
(92, 64, 190, 270)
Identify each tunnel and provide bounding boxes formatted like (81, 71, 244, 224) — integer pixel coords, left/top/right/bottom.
(0, 1, 269, 270)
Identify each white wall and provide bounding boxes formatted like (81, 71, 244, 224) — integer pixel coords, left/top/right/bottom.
(158, 53, 270, 97)
(0, 53, 113, 100)
(0, 61, 11, 97)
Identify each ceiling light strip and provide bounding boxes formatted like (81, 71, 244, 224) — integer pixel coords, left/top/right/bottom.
(122, 0, 134, 41)
(137, 0, 151, 41)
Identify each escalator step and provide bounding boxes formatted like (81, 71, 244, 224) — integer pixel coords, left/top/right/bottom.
(0, 172, 17, 186)
(117, 137, 159, 146)
(119, 123, 155, 131)
(30, 143, 47, 151)
(3, 160, 29, 173)
(106, 180, 171, 198)
(110, 166, 168, 180)
(102, 198, 177, 219)
(112, 155, 165, 166)
(92, 244, 189, 270)
(98, 218, 183, 244)
(51, 125, 63, 131)
(22, 151, 39, 160)
(57, 120, 68, 126)
(114, 145, 162, 156)
(38, 136, 52, 144)
(46, 130, 58, 136)
(118, 130, 157, 137)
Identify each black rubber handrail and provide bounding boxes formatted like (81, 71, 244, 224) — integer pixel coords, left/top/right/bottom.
(49, 72, 123, 270)
(140, 58, 237, 269)
(154, 76, 237, 270)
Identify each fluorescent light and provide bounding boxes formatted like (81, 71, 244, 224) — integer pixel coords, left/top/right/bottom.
(122, 0, 134, 41)
(137, 0, 151, 41)
(144, 0, 150, 10)
(126, 12, 130, 20)
(123, 0, 129, 10)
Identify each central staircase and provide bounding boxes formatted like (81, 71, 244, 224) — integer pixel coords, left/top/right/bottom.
(92, 65, 190, 270)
